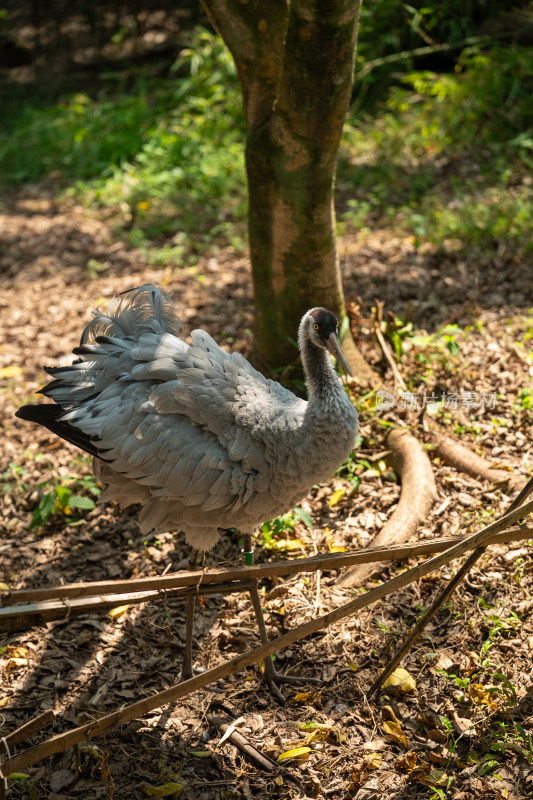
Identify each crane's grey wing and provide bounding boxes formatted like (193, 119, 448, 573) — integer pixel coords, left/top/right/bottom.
(134, 328, 306, 444)
(100, 327, 307, 504)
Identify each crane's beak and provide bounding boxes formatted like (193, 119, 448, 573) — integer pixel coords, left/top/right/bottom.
(326, 333, 352, 377)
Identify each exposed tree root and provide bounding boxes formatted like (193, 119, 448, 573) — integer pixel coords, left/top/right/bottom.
(336, 427, 438, 587)
(433, 432, 523, 492)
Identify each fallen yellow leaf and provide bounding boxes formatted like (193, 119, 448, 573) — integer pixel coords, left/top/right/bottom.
(190, 750, 212, 758)
(416, 768, 450, 789)
(277, 746, 312, 762)
(7, 646, 27, 659)
(328, 543, 346, 552)
(108, 605, 129, 619)
(329, 489, 345, 507)
(363, 752, 383, 770)
(0, 366, 23, 379)
(382, 667, 417, 694)
(271, 539, 305, 551)
(382, 704, 401, 726)
(469, 683, 498, 709)
(303, 728, 326, 744)
(297, 722, 347, 746)
(396, 750, 417, 773)
(289, 690, 321, 705)
(382, 719, 408, 749)
(0, 582, 10, 591)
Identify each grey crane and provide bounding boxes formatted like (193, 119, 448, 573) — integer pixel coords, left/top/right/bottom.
(16, 285, 359, 698)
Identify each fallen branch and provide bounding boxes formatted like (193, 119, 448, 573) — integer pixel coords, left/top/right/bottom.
(3, 499, 532, 776)
(433, 433, 521, 490)
(336, 427, 438, 587)
(369, 475, 533, 695)
(208, 715, 277, 773)
(3, 527, 532, 613)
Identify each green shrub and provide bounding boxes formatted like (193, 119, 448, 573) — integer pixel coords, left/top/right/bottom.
(339, 44, 533, 254)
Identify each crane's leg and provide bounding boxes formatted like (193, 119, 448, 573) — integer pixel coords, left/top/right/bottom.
(180, 549, 199, 682)
(243, 533, 321, 704)
(248, 579, 286, 704)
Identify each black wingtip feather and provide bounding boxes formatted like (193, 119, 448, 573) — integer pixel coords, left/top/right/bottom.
(15, 404, 100, 458)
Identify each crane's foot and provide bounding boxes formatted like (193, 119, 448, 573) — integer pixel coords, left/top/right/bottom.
(260, 655, 322, 704)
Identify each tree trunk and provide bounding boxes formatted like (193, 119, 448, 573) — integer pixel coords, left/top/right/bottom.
(245, 1, 361, 369)
(201, 0, 375, 376)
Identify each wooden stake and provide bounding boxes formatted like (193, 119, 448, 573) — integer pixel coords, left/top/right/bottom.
(3, 711, 55, 749)
(3, 498, 532, 776)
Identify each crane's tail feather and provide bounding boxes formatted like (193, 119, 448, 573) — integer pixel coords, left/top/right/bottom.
(80, 284, 182, 345)
(15, 404, 101, 458)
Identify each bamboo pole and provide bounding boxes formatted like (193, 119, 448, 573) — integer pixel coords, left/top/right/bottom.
(3, 526, 532, 608)
(3, 711, 55, 749)
(0, 581, 256, 633)
(3, 499, 532, 776)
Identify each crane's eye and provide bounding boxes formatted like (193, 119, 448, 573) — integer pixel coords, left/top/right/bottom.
(313, 323, 319, 331)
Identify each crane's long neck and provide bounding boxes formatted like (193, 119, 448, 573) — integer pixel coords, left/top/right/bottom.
(299, 330, 345, 410)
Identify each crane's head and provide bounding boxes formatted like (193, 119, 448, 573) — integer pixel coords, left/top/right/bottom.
(301, 308, 352, 375)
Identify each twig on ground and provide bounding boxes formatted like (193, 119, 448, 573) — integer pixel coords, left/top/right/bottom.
(208, 714, 304, 791)
(372, 303, 407, 393)
(208, 715, 277, 772)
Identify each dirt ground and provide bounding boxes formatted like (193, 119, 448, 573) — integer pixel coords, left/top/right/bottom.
(1, 185, 533, 800)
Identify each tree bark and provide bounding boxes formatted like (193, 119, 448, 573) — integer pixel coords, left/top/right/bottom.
(201, 0, 365, 372)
